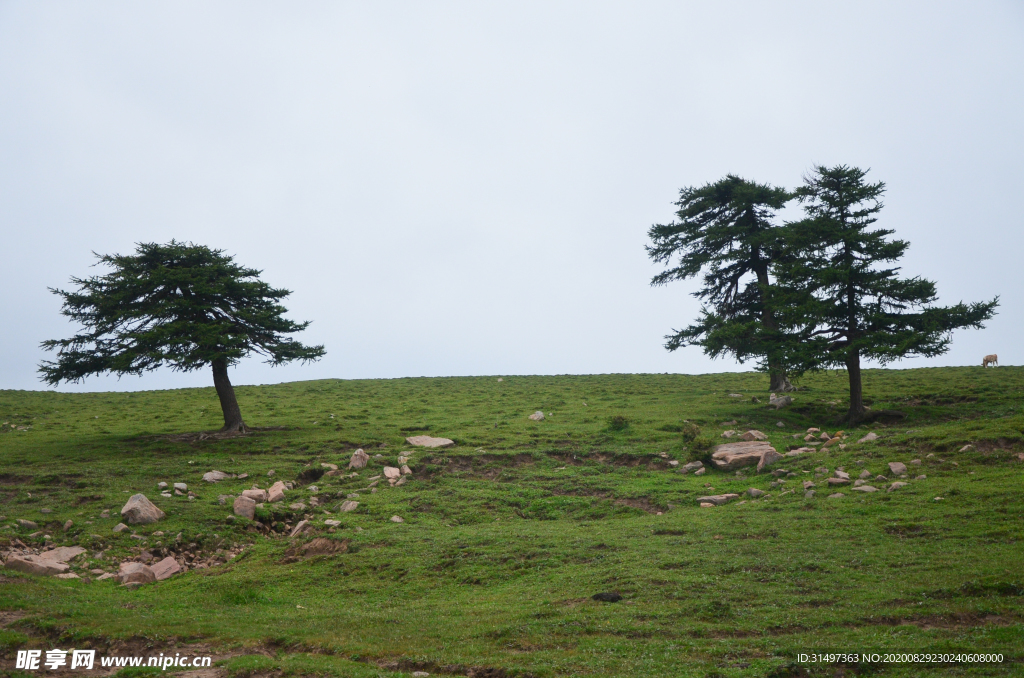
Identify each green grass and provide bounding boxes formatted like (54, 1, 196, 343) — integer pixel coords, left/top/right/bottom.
(0, 366, 1022, 677)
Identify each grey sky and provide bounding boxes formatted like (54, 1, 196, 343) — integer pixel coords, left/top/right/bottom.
(1, 1, 1020, 392)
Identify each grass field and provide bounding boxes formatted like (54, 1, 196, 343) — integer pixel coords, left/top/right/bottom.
(0, 366, 1022, 677)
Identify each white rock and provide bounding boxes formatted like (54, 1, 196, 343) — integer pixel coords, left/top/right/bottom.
(120, 495, 165, 524)
(340, 501, 359, 512)
(528, 411, 545, 421)
(405, 435, 455, 448)
(858, 432, 879, 443)
(390, 515, 404, 523)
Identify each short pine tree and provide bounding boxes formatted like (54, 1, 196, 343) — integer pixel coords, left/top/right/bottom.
(39, 241, 325, 432)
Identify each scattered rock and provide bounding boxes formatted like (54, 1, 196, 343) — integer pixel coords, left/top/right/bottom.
(173, 483, 187, 492)
(390, 515, 404, 523)
(859, 470, 872, 479)
(888, 462, 908, 476)
(834, 470, 850, 480)
(16, 519, 38, 530)
(910, 459, 922, 466)
(666, 460, 680, 468)
(55, 572, 79, 580)
(740, 430, 768, 441)
(320, 463, 338, 471)
(695, 494, 740, 506)
(694, 467, 706, 476)
(710, 441, 778, 471)
(528, 411, 545, 421)
(406, 435, 455, 448)
(746, 488, 766, 498)
(401, 465, 413, 475)
(289, 520, 310, 537)
(268, 481, 286, 503)
(324, 519, 342, 527)
(117, 562, 156, 585)
(888, 482, 908, 492)
(412, 672, 430, 677)
(721, 430, 737, 439)
(267, 470, 276, 477)
(960, 444, 974, 452)
(96, 572, 116, 581)
(591, 592, 622, 602)
(756, 449, 784, 473)
(776, 421, 786, 428)
(915, 475, 927, 480)
(63, 520, 73, 532)
(769, 395, 792, 410)
(827, 493, 845, 499)
(151, 556, 181, 581)
(680, 461, 703, 474)
(851, 485, 878, 493)
(803, 481, 815, 490)
(157, 482, 168, 489)
(804, 490, 815, 498)
(383, 466, 402, 479)
(699, 502, 715, 507)
(202, 471, 233, 483)
(4, 555, 69, 577)
(289, 503, 307, 511)
(233, 496, 256, 520)
(826, 478, 850, 486)
(728, 393, 743, 398)
(242, 489, 268, 502)
(112, 523, 129, 533)
(340, 501, 359, 512)
(348, 449, 370, 469)
(120, 495, 165, 525)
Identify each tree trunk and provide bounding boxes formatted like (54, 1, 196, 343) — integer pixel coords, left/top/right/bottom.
(755, 264, 794, 392)
(212, 358, 246, 433)
(769, 371, 794, 392)
(845, 350, 867, 423)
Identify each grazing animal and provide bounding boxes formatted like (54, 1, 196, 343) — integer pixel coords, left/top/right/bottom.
(982, 354, 998, 367)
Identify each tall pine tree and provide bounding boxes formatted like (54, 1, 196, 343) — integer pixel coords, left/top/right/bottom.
(647, 175, 797, 391)
(776, 165, 998, 423)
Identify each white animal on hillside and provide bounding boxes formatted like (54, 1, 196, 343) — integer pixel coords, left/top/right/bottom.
(982, 354, 998, 367)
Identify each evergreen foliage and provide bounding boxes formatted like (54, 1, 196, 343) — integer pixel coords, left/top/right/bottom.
(776, 165, 998, 422)
(39, 241, 325, 431)
(647, 175, 797, 391)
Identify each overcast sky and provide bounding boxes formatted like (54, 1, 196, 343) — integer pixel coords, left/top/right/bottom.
(1, 1, 1021, 393)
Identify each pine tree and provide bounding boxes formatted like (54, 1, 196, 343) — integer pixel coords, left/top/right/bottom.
(647, 175, 797, 391)
(776, 165, 998, 423)
(39, 241, 325, 432)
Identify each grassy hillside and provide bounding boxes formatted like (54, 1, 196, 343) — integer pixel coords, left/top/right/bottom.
(0, 366, 1022, 677)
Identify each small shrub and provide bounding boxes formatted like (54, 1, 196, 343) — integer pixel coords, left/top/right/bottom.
(607, 415, 629, 432)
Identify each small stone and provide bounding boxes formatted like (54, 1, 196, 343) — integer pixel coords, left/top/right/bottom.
(289, 503, 307, 511)
(859, 469, 872, 479)
(721, 430, 737, 439)
(888, 482, 908, 492)
(320, 463, 338, 470)
(910, 459, 922, 465)
(242, 489, 268, 502)
(667, 460, 679, 467)
(858, 431, 879, 443)
(390, 515, 404, 523)
(412, 672, 430, 677)
(406, 435, 455, 448)
(383, 466, 402, 479)
(694, 467, 706, 476)
(16, 519, 38, 530)
(401, 465, 412, 475)
(348, 449, 370, 469)
(804, 490, 815, 498)
(934, 497, 943, 502)
(173, 483, 187, 492)
(802, 481, 815, 489)
(202, 471, 233, 483)
(959, 444, 974, 452)
(112, 523, 129, 533)
(851, 485, 878, 492)
(680, 461, 703, 474)
(833, 470, 850, 480)
(776, 421, 785, 428)
(888, 462, 908, 476)
(218, 495, 230, 505)
(289, 520, 310, 537)
(96, 572, 116, 581)
(267, 469, 276, 477)
(915, 475, 927, 480)
(695, 494, 740, 506)
(233, 496, 256, 520)
(55, 572, 80, 579)
(117, 561, 156, 585)
(746, 488, 766, 498)
(827, 493, 845, 499)
(151, 556, 181, 581)
(268, 481, 286, 503)
(528, 411, 545, 421)
(120, 494, 165, 524)
(769, 395, 792, 410)
(740, 430, 767, 441)
(340, 501, 359, 512)
(5, 556, 69, 576)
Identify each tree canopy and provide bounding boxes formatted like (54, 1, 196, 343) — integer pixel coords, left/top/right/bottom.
(40, 241, 325, 431)
(775, 165, 998, 422)
(647, 174, 797, 391)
